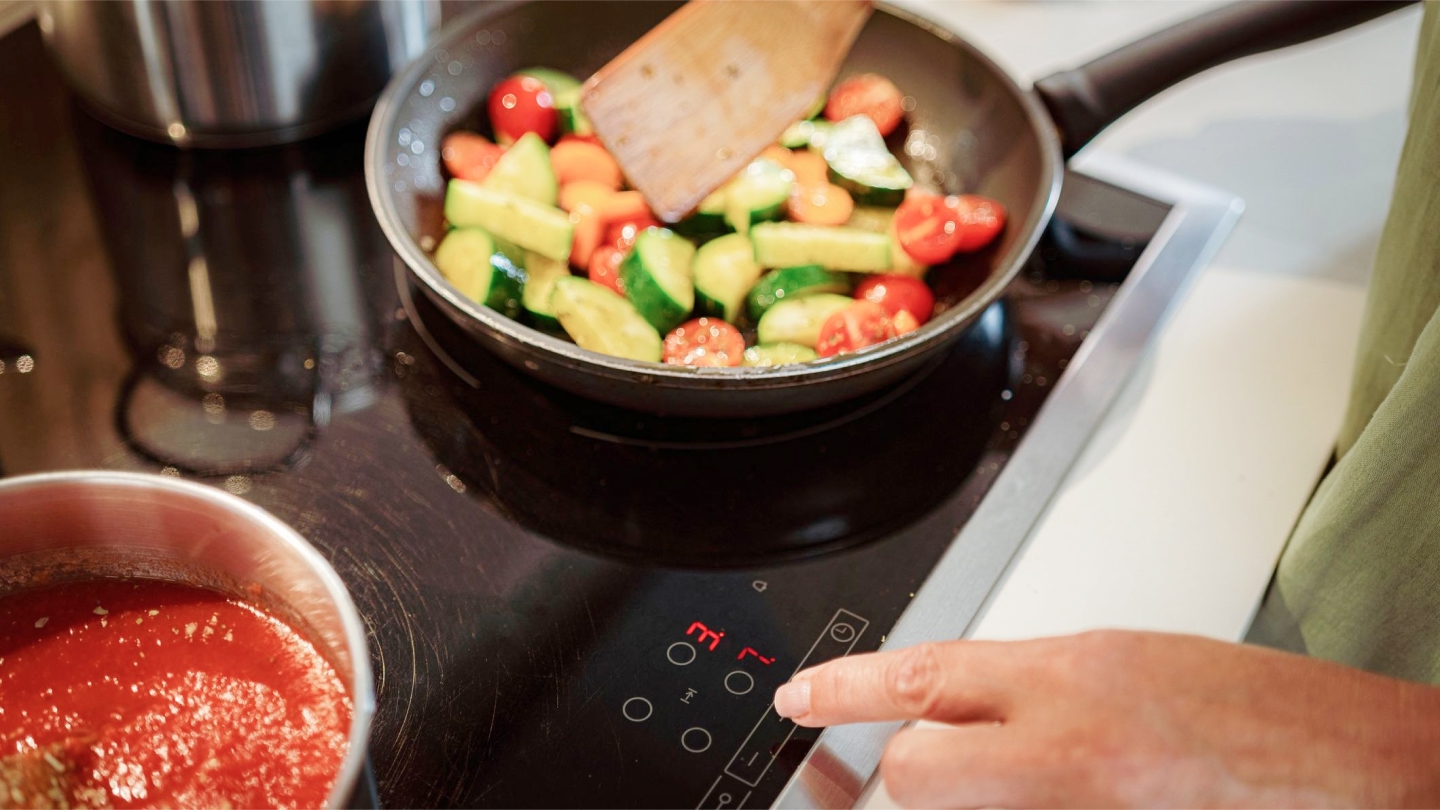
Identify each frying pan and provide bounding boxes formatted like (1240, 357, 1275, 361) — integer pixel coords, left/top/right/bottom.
(366, 0, 1407, 417)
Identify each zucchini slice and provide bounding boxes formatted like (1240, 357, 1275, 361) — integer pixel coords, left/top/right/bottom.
(823, 115, 912, 206)
(723, 158, 791, 235)
(751, 222, 891, 272)
(433, 228, 524, 318)
(550, 276, 663, 363)
(619, 228, 697, 333)
(444, 180, 573, 262)
(746, 264, 851, 321)
(521, 250, 572, 331)
(481, 132, 557, 206)
(743, 343, 819, 367)
(672, 187, 730, 239)
(693, 234, 763, 323)
(755, 293, 854, 348)
(846, 206, 929, 278)
(779, 118, 834, 150)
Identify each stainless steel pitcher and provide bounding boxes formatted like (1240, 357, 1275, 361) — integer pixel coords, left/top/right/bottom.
(37, 0, 439, 147)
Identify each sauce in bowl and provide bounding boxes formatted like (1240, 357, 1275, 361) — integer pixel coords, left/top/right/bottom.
(0, 578, 351, 809)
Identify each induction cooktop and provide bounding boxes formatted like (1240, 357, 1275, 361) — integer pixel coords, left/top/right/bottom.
(0, 20, 1241, 809)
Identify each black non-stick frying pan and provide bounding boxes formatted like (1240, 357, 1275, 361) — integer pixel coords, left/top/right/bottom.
(367, 0, 1408, 417)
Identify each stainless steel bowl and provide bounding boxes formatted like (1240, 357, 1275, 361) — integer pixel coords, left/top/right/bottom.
(0, 471, 374, 809)
(37, 0, 438, 147)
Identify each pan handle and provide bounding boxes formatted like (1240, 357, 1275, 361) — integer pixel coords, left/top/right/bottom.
(1033, 0, 1415, 159)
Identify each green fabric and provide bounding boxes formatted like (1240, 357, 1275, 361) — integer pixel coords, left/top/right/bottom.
(1246, 2, 1440, 685)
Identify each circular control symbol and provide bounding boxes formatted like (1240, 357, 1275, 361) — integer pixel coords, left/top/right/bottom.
(666, 641, 697, 666)
(622, 697, 653, 723)
(830, 622, 856, 643)
(724, 670, 755, 696)
(681, 726, 712, 753)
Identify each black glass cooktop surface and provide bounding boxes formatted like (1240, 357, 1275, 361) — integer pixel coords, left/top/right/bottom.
(0, 22, 1172, 809)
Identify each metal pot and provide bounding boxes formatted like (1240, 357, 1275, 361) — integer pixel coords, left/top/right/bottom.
(37, 0, 438, 147)
(0, 471, 375, 809)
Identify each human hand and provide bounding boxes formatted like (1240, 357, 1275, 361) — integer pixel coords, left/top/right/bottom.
(773, 630, 1440, 808)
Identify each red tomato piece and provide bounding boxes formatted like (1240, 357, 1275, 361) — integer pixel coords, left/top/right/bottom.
(663, 318, 745, 367)
(441, 132, 505, 182)
(947, 194, 1008, 252)
(815, 301, 898, 358)
(488, 75, 558, 144)
(894, 193, 963, 265)
(824, 74, 905, 136)
(588, 246, 626, 295)
(606, 217, 663, 252)
(854, 275, 935, 324)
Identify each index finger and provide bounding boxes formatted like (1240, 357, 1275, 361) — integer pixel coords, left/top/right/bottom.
(774, 640, 1018, 728)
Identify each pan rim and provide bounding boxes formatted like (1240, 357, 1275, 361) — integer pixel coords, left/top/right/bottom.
(365, 0, 1063, 391)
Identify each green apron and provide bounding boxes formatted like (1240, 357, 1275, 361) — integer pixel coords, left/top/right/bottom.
(1246, 2, 1440, 685)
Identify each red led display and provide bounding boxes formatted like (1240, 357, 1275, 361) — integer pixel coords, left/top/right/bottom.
(684, 622, 774, 665)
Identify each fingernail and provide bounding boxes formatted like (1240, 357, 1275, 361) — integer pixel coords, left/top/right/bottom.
(774, 680, 811, 718)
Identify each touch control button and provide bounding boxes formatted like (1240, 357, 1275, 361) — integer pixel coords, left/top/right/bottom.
(623, 697, 653, 722)
(682, 727, 713, 753)
(667, 641, 698, 666)
(724, 670, 755, 696)
(830, 622, 856, 643)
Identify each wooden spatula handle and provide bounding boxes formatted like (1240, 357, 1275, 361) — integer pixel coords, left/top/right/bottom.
(582, 0, 872, 222)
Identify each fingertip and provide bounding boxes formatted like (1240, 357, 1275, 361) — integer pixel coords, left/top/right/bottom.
(773, 679, 812, 721)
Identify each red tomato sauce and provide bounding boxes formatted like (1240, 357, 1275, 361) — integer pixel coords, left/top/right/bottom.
(0, 579, 352, 809)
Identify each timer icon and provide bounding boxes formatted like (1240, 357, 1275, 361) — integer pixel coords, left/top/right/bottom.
(829, 622, 856, 643)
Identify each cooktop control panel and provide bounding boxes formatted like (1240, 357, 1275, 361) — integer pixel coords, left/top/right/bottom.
(700, 610, 869, 808)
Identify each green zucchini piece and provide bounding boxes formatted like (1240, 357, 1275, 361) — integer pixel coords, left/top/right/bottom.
(742, 343, 819, 367)
(434, 228, 523, 318)
(671, 188, 730, 239)
(755, 293, 854, 348)
(444, 180, 573, 262)
(693, 234, 764, 323)
(779, 118, 835, 150)
(480, 132, 557, 205)
(746, 264, 851, 320)
(521, 250, 572, 331)
(723, 158, 791, 235)
(845, 206, 929, 276)
(619, 228, 697, 333)
(550, 276, 663, 363)
(751, 222, 891, 272)
(823, 115, 912, 206)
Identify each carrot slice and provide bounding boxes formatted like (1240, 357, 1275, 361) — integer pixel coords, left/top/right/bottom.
(559, 180, 615, 214)
(598, 190, 652, 223)
(762, 145, 793, 166)
(788, 183, 854, 226)
(442, 132, 505, 182)
(784, 150, 830, 187)
(551, 139, 624, 190)
(570, 209, 605, 269)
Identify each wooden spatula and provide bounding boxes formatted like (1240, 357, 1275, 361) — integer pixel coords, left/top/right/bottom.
(580, 0, 872, 223)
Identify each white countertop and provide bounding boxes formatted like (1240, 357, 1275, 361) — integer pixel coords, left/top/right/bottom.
(861, 1, 1420, 805)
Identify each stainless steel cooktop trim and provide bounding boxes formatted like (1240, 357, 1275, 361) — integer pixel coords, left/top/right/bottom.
(773, 153, 1245, 809)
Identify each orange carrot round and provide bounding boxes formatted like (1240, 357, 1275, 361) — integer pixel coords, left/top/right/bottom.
(788, 183, 854, 226)
(551, 138, 624, 190)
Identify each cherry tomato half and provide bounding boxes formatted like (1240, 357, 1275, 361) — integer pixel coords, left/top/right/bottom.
(825, 74, 905, 137)
(488, 75, 558, 144)
(663, 318, 745, 367)
(588, 246, 626, 295)
(894, 193, 962, 265)
(606, 217, 663, 252)
(815, 301, 897, 358)
(948, 194, 1007, 253)
(854, 275, 935, 324)
(441, 132, 505, 182)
